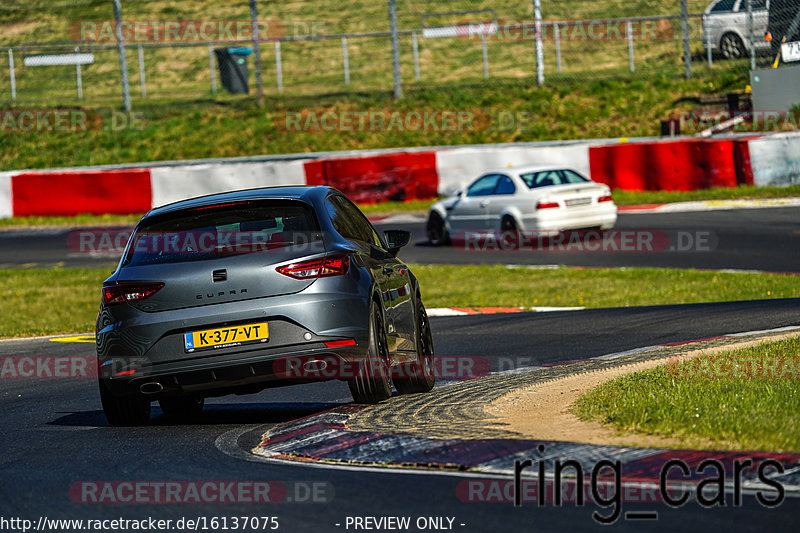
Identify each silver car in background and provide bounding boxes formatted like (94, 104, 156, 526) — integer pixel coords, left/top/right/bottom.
(703, 0, 770, 59)
(426, 165, 617, 246)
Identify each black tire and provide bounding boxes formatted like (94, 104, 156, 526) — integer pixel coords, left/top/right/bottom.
(158, 396, 204, 420)
(99, 380, 151, 426)
(720, 33, 746, 59)
(394, 298, 435, 395)
(426, 212, 450, 246)
(348, 301, 393, 404)
(500, 216, 519, 248)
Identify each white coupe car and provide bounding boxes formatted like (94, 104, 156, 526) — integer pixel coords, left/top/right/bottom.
(426, 165, 618, 246)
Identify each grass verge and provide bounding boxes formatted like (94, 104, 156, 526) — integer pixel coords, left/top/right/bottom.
(1, 71, 750, 172)
(413, 264, 799, 309)
(2, 264, 798, 338)
(571, 335, 800, 451)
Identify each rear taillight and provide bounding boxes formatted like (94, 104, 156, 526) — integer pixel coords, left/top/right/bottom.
(324, 339, 357, 348)
(598, 195, 613, 203)
(536, 201, 560, 209)
(102, 282, 165, 305)
(276, 255, 350, 280)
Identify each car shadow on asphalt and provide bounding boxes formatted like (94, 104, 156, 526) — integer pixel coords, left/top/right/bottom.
(47, 402, 343, 427)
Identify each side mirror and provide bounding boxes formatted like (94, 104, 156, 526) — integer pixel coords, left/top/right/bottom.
(383, 229, 411, 256)
(457, 190, 464, 197)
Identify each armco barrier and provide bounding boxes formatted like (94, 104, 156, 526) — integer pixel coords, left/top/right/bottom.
(747, 132, 800, 186)
(0, 172, 12, 219)
(588, 138, 741, 191)
(150, 160, 309, 208)
(304, 151, 438, 204)
(3, 133, 793, 219)
(733, 138, 755, 186)
(10, 169, 152, 217)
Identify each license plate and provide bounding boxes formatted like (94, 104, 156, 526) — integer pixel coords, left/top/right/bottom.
(782, 41, 800, 63)
(565, 197, 591, 207)
(184, 322, 269, 352)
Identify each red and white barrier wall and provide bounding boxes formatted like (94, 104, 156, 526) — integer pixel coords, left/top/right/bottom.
(1, 132, 798, 218)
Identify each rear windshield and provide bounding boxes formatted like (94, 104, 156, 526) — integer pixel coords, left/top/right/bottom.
(519, 169, 590, 189)
(123, 200, 319, 266)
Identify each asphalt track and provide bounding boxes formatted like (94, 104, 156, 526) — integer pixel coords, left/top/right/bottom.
(2, 299, 800, 532)
(1, 206, 799, 531)
(1, 207, 799, 271)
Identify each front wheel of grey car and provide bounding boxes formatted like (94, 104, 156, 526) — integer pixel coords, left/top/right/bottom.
(394, 299, 435, 395)
(158, 397, 205, 420)
(348, 301, 393, 404)
(99, 380, 151, 426)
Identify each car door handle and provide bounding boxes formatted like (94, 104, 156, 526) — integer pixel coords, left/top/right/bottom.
(480, 200, 490, 207)
(382, 267, 394, 275)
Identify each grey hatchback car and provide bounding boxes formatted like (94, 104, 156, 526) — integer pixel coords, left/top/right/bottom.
(96, 186, 435, 425)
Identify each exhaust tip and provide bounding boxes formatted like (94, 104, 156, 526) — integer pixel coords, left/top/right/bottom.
(139, 382, 164, 395)
(303, 360, 328, 373)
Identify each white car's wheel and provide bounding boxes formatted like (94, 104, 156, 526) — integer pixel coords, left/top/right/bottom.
(426, 212, 450, 246)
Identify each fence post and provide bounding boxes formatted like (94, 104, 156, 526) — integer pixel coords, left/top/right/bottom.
(75, 46, 84, 99)
(412, 32, 420, 81)
(249, 0, 264, 106)
(137, 44, 146, 98)
(746, 0, 755, 70)
(627, 20, 635, 73)
(481, 33, 489, 78)
(111, 0, 132, 111)
(8, 49, 15, 102)
(388, 0, 402, 99)
(274, 41, 283, 92)
(706, 23, 713, 67)
(533, 0, 544, 86)
(554, 23, 562, 73)
(681, 0, 692, 79)
(209, 45, 217, 94)
(342, 37, 350, 85)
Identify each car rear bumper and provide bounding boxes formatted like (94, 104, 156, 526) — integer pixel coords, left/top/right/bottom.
(97, 283, 373, 396)
(99, 342, 364, 398)
(521, 204, 618, 232)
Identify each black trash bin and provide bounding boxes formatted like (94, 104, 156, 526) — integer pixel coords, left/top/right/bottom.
(214, 47, 252, 94)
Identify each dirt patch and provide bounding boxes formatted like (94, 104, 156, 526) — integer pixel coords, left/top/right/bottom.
(486, 331, 800, 448)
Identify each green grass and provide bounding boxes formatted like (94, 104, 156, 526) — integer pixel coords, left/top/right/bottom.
(0, 71, 751, 172)
(611, 185, 800, 205)
(0, 213, 143, 228)
(0, 267, 109, 338)
(6, 264, 797, 338)
(0, 0, 721, 105)
(412, 265, 800, 309)
(572, 336, 800, 451)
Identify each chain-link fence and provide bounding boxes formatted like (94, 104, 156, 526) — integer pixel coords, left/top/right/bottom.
(0, 0, 795, 107)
